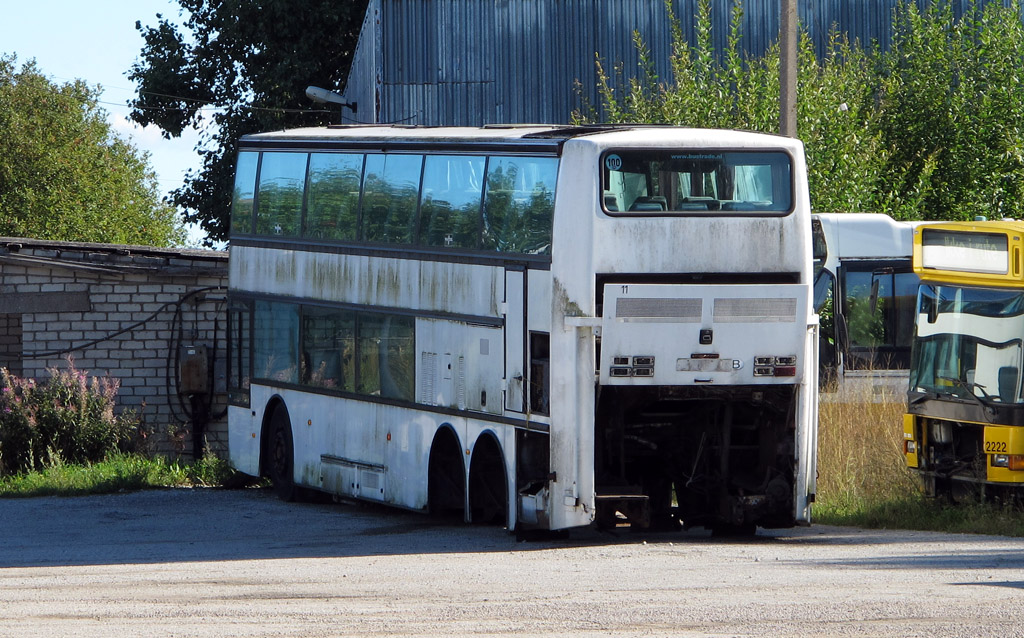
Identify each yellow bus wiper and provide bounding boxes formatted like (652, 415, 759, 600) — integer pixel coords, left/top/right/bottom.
(936, 375, 996, 421)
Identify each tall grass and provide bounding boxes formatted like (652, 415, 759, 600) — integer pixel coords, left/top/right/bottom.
(0, 452, 237, 497)
(815, 382, 1024, 536)
(816, 384, 918, 516)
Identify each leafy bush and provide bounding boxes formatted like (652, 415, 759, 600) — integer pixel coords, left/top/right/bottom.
(0, 360, 138, 476)
(576, 0, 1024, 221)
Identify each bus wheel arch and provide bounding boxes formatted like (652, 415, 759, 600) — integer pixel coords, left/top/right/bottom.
(260, 397, 297, 502)
(427, 424, 466, 520)
(469, 431, 509, 527)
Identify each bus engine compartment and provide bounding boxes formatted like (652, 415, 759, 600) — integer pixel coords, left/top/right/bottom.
(590, 280, 812, 532)
(594, 384, 798, 531)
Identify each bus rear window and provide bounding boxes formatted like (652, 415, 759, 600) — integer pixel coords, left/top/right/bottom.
(601, 150, 792, 215)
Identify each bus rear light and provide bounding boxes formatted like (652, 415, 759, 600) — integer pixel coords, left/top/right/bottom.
(613, 356, 630, 366)
(633, 356, 655, 367)
(610, 367, 631, 377)
(632, 367, 654, 377)
(753, 355, 798, 377)
(904, 440, 917, 454)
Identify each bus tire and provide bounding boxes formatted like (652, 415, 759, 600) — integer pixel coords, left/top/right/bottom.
(469, 434, 508, 526)
(267, 403, 298, 502)
(428, 427, 466, 520)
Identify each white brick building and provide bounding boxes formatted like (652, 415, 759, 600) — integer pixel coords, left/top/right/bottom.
(0, 237, 229, 458)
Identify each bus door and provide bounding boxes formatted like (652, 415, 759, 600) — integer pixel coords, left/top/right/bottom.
(505, 266, 527, 413)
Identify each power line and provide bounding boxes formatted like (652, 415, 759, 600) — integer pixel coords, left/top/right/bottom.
(46, 74, 338, 117)
(97, 98, 334, 116)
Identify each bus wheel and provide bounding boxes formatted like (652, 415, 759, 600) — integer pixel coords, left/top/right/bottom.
(428, 428, 465, 519)
(469, 435, 508, 526)
(267, 404, 297, 502)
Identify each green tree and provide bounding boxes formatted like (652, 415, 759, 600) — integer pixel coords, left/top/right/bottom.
(128, 0, 367, 245)
(0, 56, 185, 246)
(877, 2, 1024, 221)
(576, 0, 1024, 222)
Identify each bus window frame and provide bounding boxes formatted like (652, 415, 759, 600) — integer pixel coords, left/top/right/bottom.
(598, 148, 797, 217)
(230, 147, 560, 259)
(839, 259, 918, 371)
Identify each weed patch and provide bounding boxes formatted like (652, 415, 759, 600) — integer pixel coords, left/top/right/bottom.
(816, 386, 1024, 536)
(0, 453, 238, 498)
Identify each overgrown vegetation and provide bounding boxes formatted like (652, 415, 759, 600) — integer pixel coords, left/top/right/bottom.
(0, 361, 236, 497)
(576, 0, 1024, 222)
(0, 452, 235, 498)
(0, 361, 138, 476)
(815, 387, 1024, 537)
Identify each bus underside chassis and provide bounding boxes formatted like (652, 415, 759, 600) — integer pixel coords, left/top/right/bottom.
(595, 385, 798, 532)
(914, 418, 1016, 504)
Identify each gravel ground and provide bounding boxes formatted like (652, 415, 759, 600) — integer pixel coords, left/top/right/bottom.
(1, 488, 1023, 637)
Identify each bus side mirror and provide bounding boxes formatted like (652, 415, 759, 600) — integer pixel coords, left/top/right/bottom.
(868, 266, 893, 315)
(835, 311, 849, 355)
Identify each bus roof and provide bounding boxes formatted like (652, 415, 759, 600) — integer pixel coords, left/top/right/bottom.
(813, 213, 923, 261)
(238, 124, 801, 152)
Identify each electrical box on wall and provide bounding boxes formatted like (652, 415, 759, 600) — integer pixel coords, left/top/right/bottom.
(179, 344, 209, 394)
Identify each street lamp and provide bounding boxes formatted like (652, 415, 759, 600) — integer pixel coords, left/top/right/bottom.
(305, 85, 358, 123)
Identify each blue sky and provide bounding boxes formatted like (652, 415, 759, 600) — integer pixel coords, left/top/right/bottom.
(1, 0, 207, 243)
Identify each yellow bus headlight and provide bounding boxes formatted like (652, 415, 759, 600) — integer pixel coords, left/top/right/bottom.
(991, 454, 1024, 471)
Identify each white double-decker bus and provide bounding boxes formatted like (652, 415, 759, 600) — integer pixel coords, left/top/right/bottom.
(226, 125, 817, 533)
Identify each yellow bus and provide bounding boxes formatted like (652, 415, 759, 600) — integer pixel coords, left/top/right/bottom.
(904, 220, 1024, 498)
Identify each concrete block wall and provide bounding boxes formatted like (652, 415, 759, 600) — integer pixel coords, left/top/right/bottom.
(0, 237, 229, 459)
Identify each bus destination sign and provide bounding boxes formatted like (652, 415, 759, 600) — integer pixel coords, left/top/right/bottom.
(921, 229, 1009, 274)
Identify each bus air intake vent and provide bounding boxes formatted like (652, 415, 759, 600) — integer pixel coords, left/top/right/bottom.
(616, 297, 701, 322)
(713, 298, 797, 323)
(420, 352, 437, 405)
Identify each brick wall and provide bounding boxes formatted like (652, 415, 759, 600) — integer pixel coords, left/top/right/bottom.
(0, 313, 22, 377)
(0, 237, 229, 459)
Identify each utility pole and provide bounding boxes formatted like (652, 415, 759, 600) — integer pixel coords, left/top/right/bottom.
(779, 0, 798, 137)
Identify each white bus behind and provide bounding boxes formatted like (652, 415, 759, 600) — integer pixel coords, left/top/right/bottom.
(813, 213, 921, 399)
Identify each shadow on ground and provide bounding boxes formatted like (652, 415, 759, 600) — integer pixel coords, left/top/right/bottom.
(2, 487, 1022, 569)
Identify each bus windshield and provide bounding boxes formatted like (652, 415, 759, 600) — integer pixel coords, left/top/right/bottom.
(909, 284, 1024, 404)
(601, 150, 792, 214)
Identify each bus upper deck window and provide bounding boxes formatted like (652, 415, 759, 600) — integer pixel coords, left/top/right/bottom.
(482, 156, 558, 255)
(602, 150, 792, 215)
(230, 151, 259, 236)
(306, 153, 363, 241)
(256, 152, 308, 237)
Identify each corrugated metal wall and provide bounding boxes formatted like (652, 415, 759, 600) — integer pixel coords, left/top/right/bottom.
(340, 0, 1017, 127)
